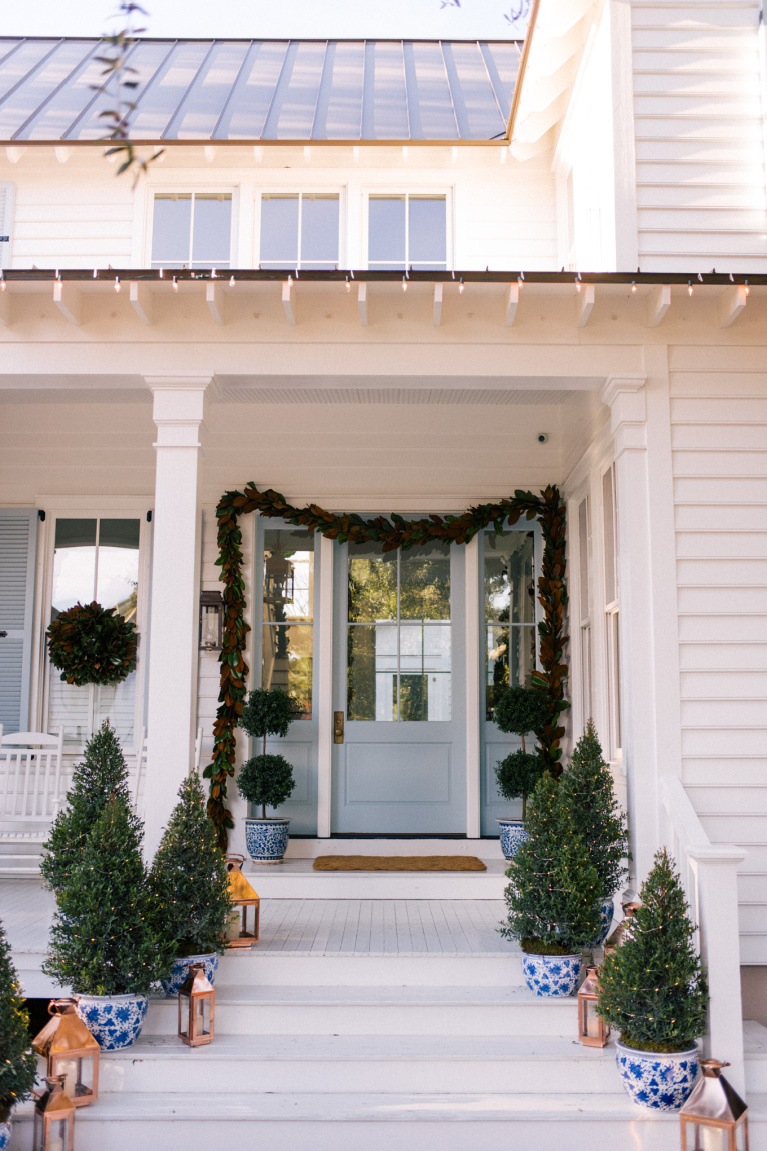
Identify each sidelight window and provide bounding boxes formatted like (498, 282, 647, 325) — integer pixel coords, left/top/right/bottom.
(484, 529, 536, 721)
(262, 527, 314, 718)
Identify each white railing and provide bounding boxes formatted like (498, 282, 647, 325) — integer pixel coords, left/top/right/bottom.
(662, 775, 747, 1094)
(0, 727, 66, 821)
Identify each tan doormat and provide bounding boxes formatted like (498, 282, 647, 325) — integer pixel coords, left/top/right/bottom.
(313, 855, 487, 872)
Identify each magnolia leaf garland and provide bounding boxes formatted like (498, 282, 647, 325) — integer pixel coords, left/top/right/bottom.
(205, 482, 570, 850)
(46, 601, 138, 687)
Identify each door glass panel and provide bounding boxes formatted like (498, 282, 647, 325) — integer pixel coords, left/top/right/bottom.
(398, 623, 451, 721)
(399, 546, 450, 620)
(262, 528, 314, 717)
(484, 530, 536, 720)
(348, 547, 397, 622)
(347, 623, 395, 721)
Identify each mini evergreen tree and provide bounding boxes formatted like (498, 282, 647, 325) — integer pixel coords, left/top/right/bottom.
(596, 848, 709, 1053)
(43, 796, 173, 997)
(559, 720, 629, 902)
(0, 918, 36, 1122)
(500, 771, 601, 954)
(41, 719, 138, 898)
(149, 772, 234, 957)
(238, 687, 296, 819)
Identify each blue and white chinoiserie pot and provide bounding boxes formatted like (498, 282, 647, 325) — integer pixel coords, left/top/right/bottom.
(245, 817, 291, 864)
(0, 1119, 10, 1150)
(615, 1041, 699, 1111)
(75, 992, 148, 1050)
(521, 952, 582, 998)
(594, 897, 616, 946)
(161, 952, 218, 998)
(497, 819, 528, 861)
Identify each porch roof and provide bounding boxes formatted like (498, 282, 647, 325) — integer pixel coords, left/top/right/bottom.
(0, 38, 521, 146)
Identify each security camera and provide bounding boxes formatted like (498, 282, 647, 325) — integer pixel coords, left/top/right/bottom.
(537, 433, 548, 444)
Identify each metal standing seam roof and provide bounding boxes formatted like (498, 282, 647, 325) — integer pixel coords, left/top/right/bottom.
(0, 38, 522, 144)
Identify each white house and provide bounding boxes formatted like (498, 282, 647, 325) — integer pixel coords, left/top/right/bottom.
(0, 2, 766, 1145)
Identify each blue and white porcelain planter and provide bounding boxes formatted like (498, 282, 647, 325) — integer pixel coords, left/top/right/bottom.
(497, 818, 528, 861)
(76, 992, 148, 1050)
(521, 952, 582, 997)
(595, 897, 615, 945)
(615, 1040, 699, 1111)
(161, 952, 218, 998)
(0, 1119, 10, 1150)
(245, 817, 290, 864)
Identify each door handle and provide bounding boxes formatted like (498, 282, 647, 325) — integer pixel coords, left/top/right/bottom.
(333, 711, 344, 744)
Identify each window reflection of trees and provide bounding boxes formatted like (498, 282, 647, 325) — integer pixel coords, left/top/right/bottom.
(262, 530, 314, 719)
(485, 531, 536, 721)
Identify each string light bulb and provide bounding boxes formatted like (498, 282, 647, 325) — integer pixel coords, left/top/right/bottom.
(211, 268, 217, 279)
(631, 281, 637, 293)
(345, 275, 351, 292)
(402, 276, 408, 292)
(0, 271, 5, 292)
(744, 279, 750, 296)
(687, 280, 693, 296)
(517, 272, 524, 288)
(458, 277, 465, 294)
(229, 275, 235, 288)
(172, 276, 179, 293)
(575, 273, 582, 293)
(114, 277, 121, 293)
(158, 268, 164, 279)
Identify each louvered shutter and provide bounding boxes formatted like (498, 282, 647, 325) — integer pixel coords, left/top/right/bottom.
(0, 182, 14, 270)
(0, 509, 38, 733)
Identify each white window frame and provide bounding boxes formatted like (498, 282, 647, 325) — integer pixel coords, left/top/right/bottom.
(573, 491, 593, 733)
(601, 461, 622, 765)
(38, 508, 152, 752)
(362, 187, 454, 271)
(254, 188, 346, 270)
(143, 185, 239, 269)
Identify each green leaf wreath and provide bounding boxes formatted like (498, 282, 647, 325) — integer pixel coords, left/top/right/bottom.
(205, 482, 569, 850)
(46, 600, 138, 687)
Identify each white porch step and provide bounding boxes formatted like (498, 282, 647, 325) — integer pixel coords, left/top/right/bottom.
(99, 1033, 622, 1095)
(144, 984, 574, 1037)
(243, 857, 509, 898)
(215, 949, 521, 986)
(745, 1021, 767, 1092)
(283, 838, 505, 860)
(12, 1089, 755, 1151)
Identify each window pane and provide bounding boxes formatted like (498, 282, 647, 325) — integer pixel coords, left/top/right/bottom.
(97, 519, 140, 619)
(192, 194, 232, 264)
(603, 467, 616, 604)
(408, 196, 446, 267)
(262, 624, 312, 718)
(347, 624, 396, 721)
(399, 544, 450, 620)
(485, 624, 535, 720)
(368, 196, 405, 266)
(301, 195, 339, 268)
(348, 548, 397, 622)
(484, 530, 534, 625)
(263, 528, 314, 623)
(260, 194, 299, 266)
(398, 624, 451, 721)
(152, 194, 191, 265)
(94, 675, 136, 745)
(578, 498, 589, 623)
(52, 519, 97, 615)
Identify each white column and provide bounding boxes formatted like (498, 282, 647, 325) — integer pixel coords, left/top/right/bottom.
(465, 535, 481, 838)
(143, 375, 211, 860)
(316, 534, 334, 838)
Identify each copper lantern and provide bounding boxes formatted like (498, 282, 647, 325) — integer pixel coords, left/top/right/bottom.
(33, 1075, 75, 1151)
(225, 854, 260, 948)
(199, 590, 224, 650)
(577, 965, 611, 1048)
(178, 963, 215, 1048)
(680, 1059, 749, 1151)
(32, 998, 100, 1108)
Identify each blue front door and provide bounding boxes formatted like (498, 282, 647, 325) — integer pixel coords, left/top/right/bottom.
(332, 537, 466, 833)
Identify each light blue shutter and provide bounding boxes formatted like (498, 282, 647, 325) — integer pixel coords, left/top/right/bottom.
(0, 509, 38, 733)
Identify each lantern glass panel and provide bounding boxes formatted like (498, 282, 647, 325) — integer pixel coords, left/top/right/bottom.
(34, 1112, 73, 1151)
(51, 1053, 94, 1101)
(196, 996, 212, 1039)
(179, 996, 191, 1040)
(200, 605, 220, 648)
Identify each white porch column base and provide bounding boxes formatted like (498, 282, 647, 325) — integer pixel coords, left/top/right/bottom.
(143, 374, 212, 861)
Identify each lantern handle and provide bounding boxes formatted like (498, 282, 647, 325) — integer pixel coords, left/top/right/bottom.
(47, 997, 76, 1016)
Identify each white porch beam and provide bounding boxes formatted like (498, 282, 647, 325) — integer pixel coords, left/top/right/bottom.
(282, 279, 296, 325)
(53, 281, 81, 326)
(646, 284, 670, 328)
(316, 534, 334, 838)
(718, 284, 747, 329)
(576, 283, 595, 327)
(505, 282, 519, 326)
(206, 282, 225, 326)
(465, 535, 481, 838)
(130, 281, 154, 326)
(433, 282, 443, 327)
(357, 281, 368, 326)
(142, 374, 211, 860)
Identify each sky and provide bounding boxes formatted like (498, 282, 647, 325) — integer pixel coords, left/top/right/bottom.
(2, 0, 530, 39)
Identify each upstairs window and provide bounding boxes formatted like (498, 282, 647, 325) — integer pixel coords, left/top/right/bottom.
(368, 194, 447, 270)
(151, 192, 233, 268)
(260, 193, 340, 269)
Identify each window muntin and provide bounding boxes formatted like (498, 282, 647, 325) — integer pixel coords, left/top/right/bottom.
(259, 193, 340, 269)
(262, 527, 314, 719)
(484, 530, 536, 721)
(151, 192, 232, 268)
(347, 540, 451, 722)
(577, 496, 593, 727)
(368, 194, 447, 270)
(48, 517, 141, 747)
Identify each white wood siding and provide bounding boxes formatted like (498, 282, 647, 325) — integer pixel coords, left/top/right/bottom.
(632, 2, 767, 272)
(670, 347, 767, 964)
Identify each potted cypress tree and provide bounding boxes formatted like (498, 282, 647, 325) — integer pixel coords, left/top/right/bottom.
(0, 919, 36, 1149)
(238, 687, 296, 863)
(493, 684, 551, 859)
(560, 720, 630, 943)
(149, 772, 234, 997)
(596, 848, 708, 1111)
(500, 771, 601, 996)
(41, 719, 137, 899)
(43, 796, 173, 1050)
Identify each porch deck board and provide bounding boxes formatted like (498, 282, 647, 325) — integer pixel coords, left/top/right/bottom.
(0, 880, 519, 958)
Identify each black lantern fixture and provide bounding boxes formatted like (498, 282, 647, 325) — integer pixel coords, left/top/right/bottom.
(199, 590, 224, 651)
(680, 1059, 749, 1151)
